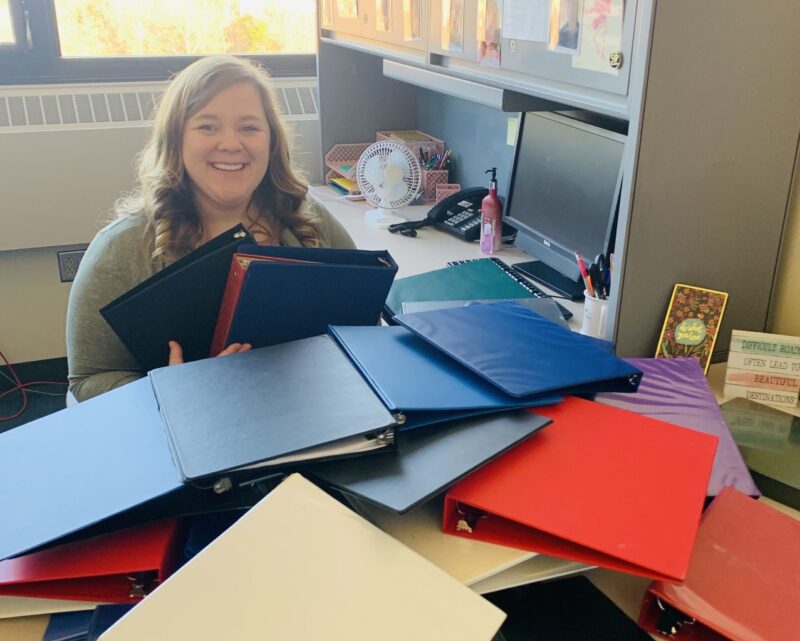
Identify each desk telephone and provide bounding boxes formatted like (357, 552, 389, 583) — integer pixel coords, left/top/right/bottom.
(427, 187, 517, 243)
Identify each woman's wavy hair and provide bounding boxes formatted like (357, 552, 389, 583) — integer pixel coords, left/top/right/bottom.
(116, 55, 321, 263)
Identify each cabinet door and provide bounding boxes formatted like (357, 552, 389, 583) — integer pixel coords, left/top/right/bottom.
(321, 0, 427, 55)
(428, 0, 636, 99)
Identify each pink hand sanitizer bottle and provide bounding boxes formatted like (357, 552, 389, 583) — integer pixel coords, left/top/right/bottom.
(480, 167, 503, 255)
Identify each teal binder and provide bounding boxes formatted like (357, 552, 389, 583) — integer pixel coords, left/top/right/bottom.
(384, 259, 536, 318)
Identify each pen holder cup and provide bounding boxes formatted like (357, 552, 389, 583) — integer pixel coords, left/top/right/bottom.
(421, 169, 450, 202)
(435, 183, 462, 203)
(580, 290, 609, 339)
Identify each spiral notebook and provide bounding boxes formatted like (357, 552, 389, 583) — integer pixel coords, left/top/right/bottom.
(384, 257, 571, 320)
(447, 258, 573, 320)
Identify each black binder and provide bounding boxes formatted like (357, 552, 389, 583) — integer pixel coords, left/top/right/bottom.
(487, 576, 652, 641)
(100, 224, 253, 372)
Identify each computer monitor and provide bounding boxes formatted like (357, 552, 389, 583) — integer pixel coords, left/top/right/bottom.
(505, 111, 626, 300)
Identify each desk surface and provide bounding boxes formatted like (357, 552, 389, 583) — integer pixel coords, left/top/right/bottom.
(313, 185, 799, 637)
(310, 186, 584, 328)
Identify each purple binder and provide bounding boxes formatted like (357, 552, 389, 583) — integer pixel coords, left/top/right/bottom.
(595, 357, 759, 498)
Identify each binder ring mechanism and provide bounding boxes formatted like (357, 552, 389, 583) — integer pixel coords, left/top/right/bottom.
(127, 571, 158, 599)
(455, 503, 487, 534)
(655, 597, 695, 638)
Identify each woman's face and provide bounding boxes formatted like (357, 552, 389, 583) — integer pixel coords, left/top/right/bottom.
(182, 81, 271, 220)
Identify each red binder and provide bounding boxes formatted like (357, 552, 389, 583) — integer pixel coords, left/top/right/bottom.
(443, 396, 718, 581)
(0, 519, 184, 602)
(639, 488, 800, 641)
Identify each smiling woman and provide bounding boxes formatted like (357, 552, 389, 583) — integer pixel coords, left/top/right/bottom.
(65, 55, 355, 402)
(182, 83, 273, 242)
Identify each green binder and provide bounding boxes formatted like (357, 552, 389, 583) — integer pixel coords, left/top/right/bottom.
(384, 259, 535, 318)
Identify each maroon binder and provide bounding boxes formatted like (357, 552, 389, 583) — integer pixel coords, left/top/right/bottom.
(639, 488, 800, 641)
(596, 357, 759, 498)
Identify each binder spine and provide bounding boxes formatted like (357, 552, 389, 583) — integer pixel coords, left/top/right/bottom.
(210, 256, 249, 356)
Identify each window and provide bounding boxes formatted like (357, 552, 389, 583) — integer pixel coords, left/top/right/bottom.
(0, 0, 317, 85)
(0, 1, 14, 44)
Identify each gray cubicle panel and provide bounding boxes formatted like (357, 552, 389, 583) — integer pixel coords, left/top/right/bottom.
(317, 42, 420, 177)
(611, 0, 800, 359)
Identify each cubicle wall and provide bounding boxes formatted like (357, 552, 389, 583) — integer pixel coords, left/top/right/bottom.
(318, 0, 800, 360)
(611, 0, 800, 358)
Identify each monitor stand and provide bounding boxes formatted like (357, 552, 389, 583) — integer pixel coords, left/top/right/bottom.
(513, 260, 586, 301)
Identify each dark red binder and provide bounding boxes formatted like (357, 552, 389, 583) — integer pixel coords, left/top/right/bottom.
(639, 488, 800, 641)
(0, 519, 184, 602)
(443, 397, 718, 581)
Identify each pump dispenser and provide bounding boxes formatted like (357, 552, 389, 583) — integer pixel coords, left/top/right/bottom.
(480, 167, 503, 255)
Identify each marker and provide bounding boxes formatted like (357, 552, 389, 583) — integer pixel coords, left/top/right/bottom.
(575, 252, 595, 298)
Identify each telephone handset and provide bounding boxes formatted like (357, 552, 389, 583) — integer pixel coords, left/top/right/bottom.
(427, 187, 516, 243)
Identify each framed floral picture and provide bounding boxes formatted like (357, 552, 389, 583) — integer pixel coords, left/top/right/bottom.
(655, 284, 729, 374)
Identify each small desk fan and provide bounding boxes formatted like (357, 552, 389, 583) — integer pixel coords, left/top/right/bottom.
(356, 140, 422, 227)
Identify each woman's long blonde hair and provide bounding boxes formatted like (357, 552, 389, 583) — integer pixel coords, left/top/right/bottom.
(117, 55, 321, 263)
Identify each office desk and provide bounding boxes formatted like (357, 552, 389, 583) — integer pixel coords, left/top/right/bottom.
(309, 186, 584, 328)
(314, 185, 800, 636)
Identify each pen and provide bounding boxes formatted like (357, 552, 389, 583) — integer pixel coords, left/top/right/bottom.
(438, 149, 451, 170)
(575, 252, 595, 298)
(589, 263, 604, 299)
(594, 254, 608, 298)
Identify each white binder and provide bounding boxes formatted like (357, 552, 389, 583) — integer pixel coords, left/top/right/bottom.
(101, 474, 505, 641)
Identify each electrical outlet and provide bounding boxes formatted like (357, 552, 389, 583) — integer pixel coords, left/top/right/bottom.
(57, 249, 86, 283)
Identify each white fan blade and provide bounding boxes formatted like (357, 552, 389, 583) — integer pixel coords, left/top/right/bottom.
(386, 181, 410, 203)
(387, 149, 408, 168)
(363, 156, 385, 189)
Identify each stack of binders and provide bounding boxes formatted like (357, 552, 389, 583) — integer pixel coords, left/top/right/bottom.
(0, 291, 738, 639)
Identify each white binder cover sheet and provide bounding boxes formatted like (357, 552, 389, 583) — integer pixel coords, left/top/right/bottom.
(0, 596, 101, 619)
(100, 474, 505, 641)
(351, 496, 589, 592)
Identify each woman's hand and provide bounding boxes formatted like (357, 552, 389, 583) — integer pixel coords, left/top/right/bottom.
(168, 340, 252, 366)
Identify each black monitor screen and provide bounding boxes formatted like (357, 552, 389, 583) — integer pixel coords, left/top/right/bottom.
(506, 112, 626, 288)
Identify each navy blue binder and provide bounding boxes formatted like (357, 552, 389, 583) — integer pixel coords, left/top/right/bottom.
(306, 410, 551, 513)
(395, 301, 642, 397)
(328, 325, 561, 430)
(87, 605, 135, 641)
(43, 610, 94, 641)
(149, 335, 397, 482)
(0, 338, 396, 561)
(217, 244, 397, 350)
(100, 224, 253, 371)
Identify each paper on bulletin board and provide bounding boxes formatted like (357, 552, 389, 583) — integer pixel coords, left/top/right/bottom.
(376, 0, 391, 31)
(442, 0, 465, 52)
(548, 0, 583, 54)
(503, 0, 549, 43)
(571, 0, 624, 74)
(477, 0, 501, 67)
(403, 0, 422, 41)
(337, 0, 359, 19)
